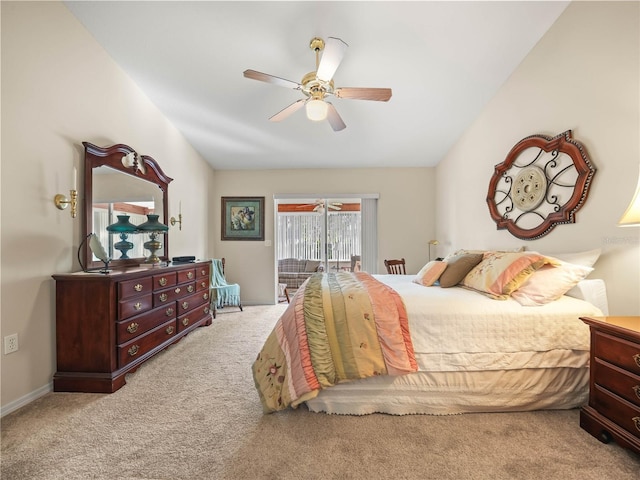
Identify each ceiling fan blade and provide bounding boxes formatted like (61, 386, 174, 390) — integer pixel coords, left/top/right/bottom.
(316, 37, 348, 82)
(243, 69, 302, 90)
(326, 102, 346, 132)
(269, 99, 306, 122)
(334, 87, 392, 101)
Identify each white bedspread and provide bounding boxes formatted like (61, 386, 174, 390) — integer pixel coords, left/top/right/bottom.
(373, 274, 604, 373)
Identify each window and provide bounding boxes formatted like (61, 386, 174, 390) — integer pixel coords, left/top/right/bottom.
(277, 210, 361, 268)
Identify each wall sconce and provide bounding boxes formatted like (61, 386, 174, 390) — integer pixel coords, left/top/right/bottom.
(170, 201, 182, 230)
(618, 165, 640, 227)
(54, 167, 78, 218)
(428, 239, 439, 261)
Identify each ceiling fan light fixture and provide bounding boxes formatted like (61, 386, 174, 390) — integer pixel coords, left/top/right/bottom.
(306, 99, 328, 121)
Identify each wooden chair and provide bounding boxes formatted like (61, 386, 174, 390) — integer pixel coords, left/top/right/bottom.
(384, 258, 406, 274)
(350, 255, 361, 272)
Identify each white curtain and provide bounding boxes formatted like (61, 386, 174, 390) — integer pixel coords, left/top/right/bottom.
(360, 197, 378, 274)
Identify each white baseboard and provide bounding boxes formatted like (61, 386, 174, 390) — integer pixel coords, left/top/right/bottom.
(1, 382, 52, 418)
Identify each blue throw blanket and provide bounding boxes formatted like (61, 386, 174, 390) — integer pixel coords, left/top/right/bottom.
(210, 259, 241, 308)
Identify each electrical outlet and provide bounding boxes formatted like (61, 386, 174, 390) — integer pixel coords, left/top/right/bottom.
(4, 334, 18, 354)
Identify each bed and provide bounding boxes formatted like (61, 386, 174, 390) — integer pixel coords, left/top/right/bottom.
(253, 250, 607, 415)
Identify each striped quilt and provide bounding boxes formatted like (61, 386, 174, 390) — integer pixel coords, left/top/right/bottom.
(253, 271, 417, 413)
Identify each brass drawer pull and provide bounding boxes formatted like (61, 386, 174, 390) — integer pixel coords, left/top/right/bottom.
(134, 283, 143, 292)
(160, 293, 168, 302)
(159, 277, 167, 287)
(187, 272, 194, 279)
(175, 287, 181, 294)
(128, 345, 140, 357)
(634, 354, 640, 368)
(203, 293, 209, 300)
(187, 285, 195, 293)
(134, 302, 142, 311)
(181, 301, 189, 310)
(204, 307, 210, 314)
(633, 417, 640, 433)
(200, 281, 206, 288)
(182, 318, 190, 327)
(127, 322, 139, 334)
(166, 325, 175, 335)
(165, 307, 174, 316)
(633, 385, 640, 400)
(201, 269, 206, 276)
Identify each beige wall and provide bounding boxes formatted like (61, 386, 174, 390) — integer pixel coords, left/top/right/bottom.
(436, 1, 640, 315)
(1, 2, 214, 412)
(212, 168, 436, 304)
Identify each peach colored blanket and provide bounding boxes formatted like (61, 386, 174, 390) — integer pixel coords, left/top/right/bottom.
(253, 272, 417, 413)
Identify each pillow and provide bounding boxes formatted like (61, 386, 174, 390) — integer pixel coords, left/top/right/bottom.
(304, 260, 321, 272)
(545, 248, 601, 268)
(511, 261, 594, 306)
(413, 261, 448, 286)
(439, 253, 483, 288)
(461, 252, 557, 300)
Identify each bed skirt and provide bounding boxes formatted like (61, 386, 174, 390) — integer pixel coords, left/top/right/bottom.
(305, 366, 589, 416)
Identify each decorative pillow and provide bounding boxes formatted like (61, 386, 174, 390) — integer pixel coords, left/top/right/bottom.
(439, 253, 483, 288)
(545, 248, 601, 268)
(511, 261, 594, 306)
(304, 260, 321, 272)
(461, 252, 558, 300)
(413, 261, 448, 286)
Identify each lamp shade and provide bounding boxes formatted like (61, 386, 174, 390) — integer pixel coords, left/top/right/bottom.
(106, 215, 138, 234)
(618, 168, 640, 227)
(306, 99, 328, 121)
(136, 214, 168, 233)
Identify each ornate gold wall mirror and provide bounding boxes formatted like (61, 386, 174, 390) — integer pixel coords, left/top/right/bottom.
(486, 130, 596, 240)
(83, 142, 173, 270)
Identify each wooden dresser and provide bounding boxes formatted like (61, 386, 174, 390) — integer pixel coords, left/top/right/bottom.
(53, 261, 212, 393)
(580, 316, 640, 455)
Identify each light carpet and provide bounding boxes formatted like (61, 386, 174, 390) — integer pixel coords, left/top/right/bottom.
(2, 304, 639, 479)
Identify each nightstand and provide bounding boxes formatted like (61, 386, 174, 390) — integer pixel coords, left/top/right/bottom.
(580, 316, 640, 455)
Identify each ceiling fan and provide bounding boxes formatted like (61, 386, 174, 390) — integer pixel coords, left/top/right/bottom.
(296, 199, 343, 213)
(243, 37, 392, 131)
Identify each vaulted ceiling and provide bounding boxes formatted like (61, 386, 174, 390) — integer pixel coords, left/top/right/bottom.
(65, 1, 569, 170)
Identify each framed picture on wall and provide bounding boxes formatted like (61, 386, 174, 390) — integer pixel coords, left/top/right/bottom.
(221, 196, 265, 241)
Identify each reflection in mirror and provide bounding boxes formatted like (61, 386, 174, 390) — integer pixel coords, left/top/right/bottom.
(83, 142, 172, 271)
(93, 166, 161, 261)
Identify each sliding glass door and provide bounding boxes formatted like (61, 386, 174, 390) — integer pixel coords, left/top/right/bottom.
(276, 198, 362, 272)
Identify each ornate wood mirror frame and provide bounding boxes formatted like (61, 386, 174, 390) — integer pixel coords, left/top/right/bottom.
(83, 142, 173, 270)
(486, 130, 596, 240)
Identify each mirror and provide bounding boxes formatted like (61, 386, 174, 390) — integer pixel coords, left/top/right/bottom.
(83, 142, 173, 270)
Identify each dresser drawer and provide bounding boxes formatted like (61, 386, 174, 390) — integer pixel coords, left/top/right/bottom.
(177, 268, 196, 283)
(594, 358, 640, 407)
(177, 290, 209, 314)
(593, 330, 640, 375)
(197, 264, 210, 279)
(118, 319, 177, 368)
(196, 276, 209, 292)
(119, 294, 153, 320)
(117, 304, 177, 344)
(177, 303, 212, 332)
(592, 384, 640, 440)
(153, 282, 196, 307)
(118, 277, 153, 300)
(153, 272, 177, 290)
